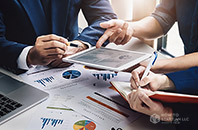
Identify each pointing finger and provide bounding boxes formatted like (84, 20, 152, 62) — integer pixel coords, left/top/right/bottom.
(96, 29, 114, 48)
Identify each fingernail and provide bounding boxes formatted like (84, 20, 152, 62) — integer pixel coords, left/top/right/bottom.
(117, 29, 122, 34)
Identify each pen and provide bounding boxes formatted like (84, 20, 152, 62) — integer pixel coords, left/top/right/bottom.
(139, 51, 158, 88)
(69, 43, 80, 48)
(66, 42, 82, 48)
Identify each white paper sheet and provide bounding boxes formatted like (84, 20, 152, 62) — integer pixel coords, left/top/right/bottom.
(63, 77, 142, 130)
(26, 97, 103, 130)
(20, 64, 139, 130)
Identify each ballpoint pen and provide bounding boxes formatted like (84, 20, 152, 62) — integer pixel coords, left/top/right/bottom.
(66, 42, 82, 48)
(64, 42, 83, 55)
(139, 51, 158, 88)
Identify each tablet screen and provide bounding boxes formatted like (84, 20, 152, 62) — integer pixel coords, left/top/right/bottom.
(69, 48, 146, 68)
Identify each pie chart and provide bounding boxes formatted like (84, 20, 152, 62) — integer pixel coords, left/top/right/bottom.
(62, 70, 81, 79)
(73, 120, 96, 130)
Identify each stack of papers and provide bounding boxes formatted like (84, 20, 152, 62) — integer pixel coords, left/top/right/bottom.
(20, 64, 141, 130)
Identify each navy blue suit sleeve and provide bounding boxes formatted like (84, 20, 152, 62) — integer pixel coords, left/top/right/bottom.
(74, 0, 117, 46)
(0, 10, 27, 73)
(166, 67, 198, 95)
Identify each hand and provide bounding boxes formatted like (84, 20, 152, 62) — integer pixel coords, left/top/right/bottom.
(27, 34, 68, 66)
(64, 40, 88, 57)
(96, 19, 134, 48)
(47, 59, 73, 68)
(127, 88, 173, 122)
(130, 66, 170, 91)
(48, 40, 87, 68)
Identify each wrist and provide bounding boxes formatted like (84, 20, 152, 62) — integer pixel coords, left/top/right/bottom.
(17, 46, 33, 70)
(159, 75, 175, 91)
(160, 107, 173, 122)
(27, 47, 35, 67)
(129, 22, 135, 37)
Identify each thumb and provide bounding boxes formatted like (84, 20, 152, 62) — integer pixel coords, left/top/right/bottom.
(100, 19, 118, 28)
(139, 76, 151, 87)
(100, 21, 112, 28)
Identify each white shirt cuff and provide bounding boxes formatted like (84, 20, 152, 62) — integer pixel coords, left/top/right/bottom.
(81, 41, 91, 48)
(75, 40, 91, 48)
(17, 46, 34, 70)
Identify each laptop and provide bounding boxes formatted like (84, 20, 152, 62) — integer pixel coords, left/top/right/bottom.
(0, 72, 49, 125)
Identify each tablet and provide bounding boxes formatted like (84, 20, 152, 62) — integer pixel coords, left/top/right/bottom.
(63, 47, 151, 72)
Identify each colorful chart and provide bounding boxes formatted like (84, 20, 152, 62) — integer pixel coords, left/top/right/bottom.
(93, 73, 117, 81)
(73, 120, 96, 130)
(62, 70, 81, 79)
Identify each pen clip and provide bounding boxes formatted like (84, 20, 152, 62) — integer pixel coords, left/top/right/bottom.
(152, 51, 158, 65)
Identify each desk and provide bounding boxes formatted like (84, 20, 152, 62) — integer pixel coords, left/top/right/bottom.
(0, 38, 175, 130)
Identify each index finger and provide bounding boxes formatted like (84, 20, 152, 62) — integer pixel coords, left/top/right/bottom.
(96, 29, 114, 48)
(138, 90, 156, 108)
(100, 19, 125, 29)
(37, 34, 68, 44)
(44, 40, 67, 51)
(131, 66, 146, 84)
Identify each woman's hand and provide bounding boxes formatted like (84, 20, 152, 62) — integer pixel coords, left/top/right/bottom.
(130, 66, 175, 91)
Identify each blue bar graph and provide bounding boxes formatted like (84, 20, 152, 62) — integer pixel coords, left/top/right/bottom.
(34, 76, 54, 87)
(93, 73, 117, 81)
(41, 117, 63, 129)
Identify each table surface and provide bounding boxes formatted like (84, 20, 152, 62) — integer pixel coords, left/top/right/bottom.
(0, 38, 175, 130)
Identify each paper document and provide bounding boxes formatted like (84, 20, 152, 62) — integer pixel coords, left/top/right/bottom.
(26, 97, 103, 130)
(63, 80, 141, 130)
(20, 64, 139, 129)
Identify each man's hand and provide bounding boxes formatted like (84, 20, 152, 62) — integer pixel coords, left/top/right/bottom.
(27, 34, 68, 66)
(130, 66, 175, 91)
(64, 40, 88, 57)
(96, 19, 134, 48)
(127, 88, 173, 122)
(48, 59, 73, 68)
(48, 40, 88, 68)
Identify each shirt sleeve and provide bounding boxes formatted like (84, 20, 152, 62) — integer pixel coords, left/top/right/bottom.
(17, 46, 34, 70)
(165, 67, 198, 95)
(75, 0, 117, 46)
(151, 0, 177, 34)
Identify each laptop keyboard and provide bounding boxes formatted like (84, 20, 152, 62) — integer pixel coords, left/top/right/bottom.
(0, 94, 22, 118)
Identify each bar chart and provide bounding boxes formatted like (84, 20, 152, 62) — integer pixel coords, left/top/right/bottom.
(34, 76, 55, 87)
(92, 73, 118, 81)
(40, 117, 63, 129)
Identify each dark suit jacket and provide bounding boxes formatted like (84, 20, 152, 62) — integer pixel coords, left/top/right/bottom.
(0, 0, 117, 73)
